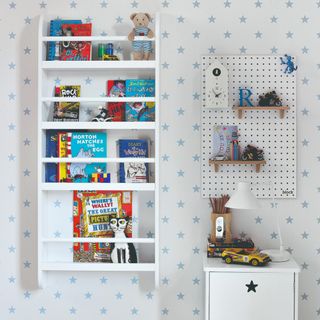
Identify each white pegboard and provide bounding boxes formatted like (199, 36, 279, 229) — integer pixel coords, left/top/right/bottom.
(201, 55, 296, 199)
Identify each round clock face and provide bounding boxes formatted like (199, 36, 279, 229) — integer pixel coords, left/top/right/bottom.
(207, 86, 227, 107)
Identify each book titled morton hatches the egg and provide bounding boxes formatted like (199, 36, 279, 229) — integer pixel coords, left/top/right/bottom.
(70, 132, 107, 182)
(118, 139, 150, 183)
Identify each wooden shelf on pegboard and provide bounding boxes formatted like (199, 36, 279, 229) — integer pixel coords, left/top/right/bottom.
(233, 106, 290, 119)
(209, 160, 266, 173)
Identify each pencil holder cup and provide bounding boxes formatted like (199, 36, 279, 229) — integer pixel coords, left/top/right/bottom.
(210, 212, 232, 243)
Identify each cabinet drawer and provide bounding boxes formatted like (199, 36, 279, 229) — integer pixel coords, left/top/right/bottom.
(209, 272, 294, 320)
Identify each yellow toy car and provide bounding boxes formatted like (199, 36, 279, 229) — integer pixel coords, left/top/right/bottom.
(221, 248, 271, 266)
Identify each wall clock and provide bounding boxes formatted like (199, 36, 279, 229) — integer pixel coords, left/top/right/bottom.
(205, 61, 229, 108)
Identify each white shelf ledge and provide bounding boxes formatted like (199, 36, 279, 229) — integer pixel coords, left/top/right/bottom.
(41, 60, 156, 70)
(41, 262, 156, 272)
(42, 157, 155, 163)
(41, 122, 155, 130)
(42, 36, 155, 42)
(42, 237, 155, 243)
(40, 183, 155, 191)
(41, 97, 155, 103)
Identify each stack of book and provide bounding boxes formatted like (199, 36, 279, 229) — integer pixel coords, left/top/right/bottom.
(47, 19, 92, 61)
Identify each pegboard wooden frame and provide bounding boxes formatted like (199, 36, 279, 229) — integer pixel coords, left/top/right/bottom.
(201, 55, 296, 199)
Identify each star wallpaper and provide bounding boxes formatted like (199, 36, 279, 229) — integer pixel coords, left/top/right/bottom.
(1, 0, 320, 319)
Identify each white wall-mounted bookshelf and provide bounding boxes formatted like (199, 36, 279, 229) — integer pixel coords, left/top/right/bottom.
(37, 14, 160, 286)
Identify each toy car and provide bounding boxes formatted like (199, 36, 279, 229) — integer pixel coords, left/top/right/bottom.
(207, 238, 255, 258)
(221, 248, 271, 266)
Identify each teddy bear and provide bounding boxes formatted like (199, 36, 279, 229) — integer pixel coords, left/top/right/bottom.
(128, 13, 154, 60)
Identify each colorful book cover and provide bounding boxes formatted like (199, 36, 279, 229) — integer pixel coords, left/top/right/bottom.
(73, 191, 133, 263)
(70, 132, 107, 182)
(60, 23, 92, 61)
(106, 80, 126, 121)
(53, 85, 80, 122)
(118, 139, 150, 183)
(125, 79, 155, 122)
(107, 80, 126, 97)
(47, 19, 81, 61)
(125, 79, 155, 97)
(57, 132, 68, 182)
(212, 126, 238, 160)
(125, 102, 155, 122)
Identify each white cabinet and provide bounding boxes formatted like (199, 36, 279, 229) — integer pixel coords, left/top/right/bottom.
(204, 255, 300, 320)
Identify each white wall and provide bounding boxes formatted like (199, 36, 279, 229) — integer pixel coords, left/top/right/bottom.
(1, 0, 319, 319)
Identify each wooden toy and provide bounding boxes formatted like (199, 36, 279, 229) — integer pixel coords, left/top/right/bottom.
(90, 172, 111, 183)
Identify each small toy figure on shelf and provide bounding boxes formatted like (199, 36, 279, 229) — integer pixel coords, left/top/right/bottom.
(221, 248, 271, 266)
(110, 218, 137, 263)
(258, 91, 282, 107)
(128, 13, 154, 60)
(91, 106, 113, 122)
(241, 145, 264, 161)
(280, 54, 297, 74)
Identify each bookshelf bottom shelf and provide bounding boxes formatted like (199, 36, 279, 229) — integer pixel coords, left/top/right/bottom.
(41, 262, 156, 272)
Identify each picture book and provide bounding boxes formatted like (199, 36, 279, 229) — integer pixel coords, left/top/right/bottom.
(73, 190, 133, 263)
(53, 85, 80, 122)
(47, 19, 81, 61)
(212, 126, 238, 160)
(60, 23, 92, 61)
(125, 79, 155, 122)
(107, 80, 126, 97)
(118, 139, 150, 183)
(106, 80, 126, 121)
(108, 103, 125, 121)
(57, 132, 68, 182)
(125, 79, 155, 97)
(46, 130, 58, 157)
(45, 130, 58, 182)
(69, 132, 107, 182)
(125, 102, 155, 122)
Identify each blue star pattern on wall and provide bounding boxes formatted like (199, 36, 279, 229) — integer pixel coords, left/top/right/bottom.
(1, 0, 320, 319)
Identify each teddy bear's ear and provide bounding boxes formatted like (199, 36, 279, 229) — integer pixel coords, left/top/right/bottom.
(144, 13, 151, 21)
(130, 13, 137, 20)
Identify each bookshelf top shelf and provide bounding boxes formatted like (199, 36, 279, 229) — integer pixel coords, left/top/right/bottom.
(41, 35, 155, 42)
(41, 60, 156, 70)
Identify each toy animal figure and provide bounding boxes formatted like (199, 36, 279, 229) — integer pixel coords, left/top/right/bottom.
(241, 145, 264, 161)
(110, 218, 137, 263)
(128, 13, 154, 60)
(91, 106, 113, 122)
(258, 91, 282, 107)
(280, 54, 297, 74)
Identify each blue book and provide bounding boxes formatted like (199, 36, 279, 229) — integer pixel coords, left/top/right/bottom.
(118, 139, 149, 183)
(70, 132, 107, 182)
(125, 79, 155, 122)
(47, 19, 81, 61)
(45, 130, 58, 182)
(125, 79, 155, 97)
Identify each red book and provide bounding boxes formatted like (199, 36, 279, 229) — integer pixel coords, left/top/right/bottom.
(106, 80, 126, 121)
(60, 23, 92, 61)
